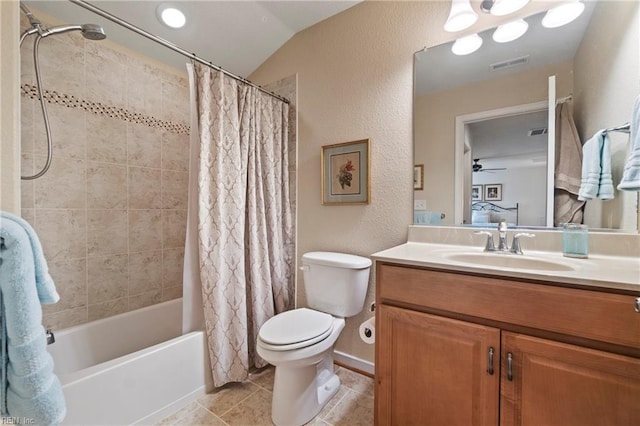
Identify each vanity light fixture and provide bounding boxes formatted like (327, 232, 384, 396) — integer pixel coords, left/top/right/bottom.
(451, 34, 483, 55)
(444, 0, 478, 32)
(492, 19, 529, 43)
(157, 4, 186, 29)
(486, 0, 530, 16)
(541, 0, 585, 28)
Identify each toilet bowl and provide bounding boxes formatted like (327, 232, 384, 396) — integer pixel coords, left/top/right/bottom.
(257, 310, 345, 426)
(256, 252, 371, 426)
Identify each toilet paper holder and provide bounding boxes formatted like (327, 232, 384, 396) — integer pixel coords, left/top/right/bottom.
(359, 316, 376, 344)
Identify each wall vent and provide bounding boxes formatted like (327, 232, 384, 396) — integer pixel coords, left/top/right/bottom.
(528, 127, 548, 136)
(490, 55, 530, 71)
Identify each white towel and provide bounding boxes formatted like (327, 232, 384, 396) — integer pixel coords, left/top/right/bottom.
(578, 130, 614, 201)
(617, 95, 640, 191)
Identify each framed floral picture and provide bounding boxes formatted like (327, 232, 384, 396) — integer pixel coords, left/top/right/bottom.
(485, 184, 502, 201)
(321, 139, 370, 205)
(472, 184, 483, 201)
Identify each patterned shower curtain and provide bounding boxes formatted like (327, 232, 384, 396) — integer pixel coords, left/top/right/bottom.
(187, 63, 294, 387)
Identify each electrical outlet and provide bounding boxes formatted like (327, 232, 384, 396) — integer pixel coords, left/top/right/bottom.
(414, 199, 427, 210)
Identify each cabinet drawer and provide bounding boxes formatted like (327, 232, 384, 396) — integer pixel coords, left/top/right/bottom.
(377, 263, 640, 349)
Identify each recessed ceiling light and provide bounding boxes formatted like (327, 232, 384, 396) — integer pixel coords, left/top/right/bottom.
(493, 19, 529, 43)
(451, 34, 483, 56)
(157, 4, 186, 29)
(542, 1, 585, 28)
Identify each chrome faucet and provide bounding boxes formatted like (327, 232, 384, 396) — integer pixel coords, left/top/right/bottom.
(474, 230, 496, 252)
(510, 233, 535, 254)
(475, 221, 535, 255)
(497, 220, 509, 251)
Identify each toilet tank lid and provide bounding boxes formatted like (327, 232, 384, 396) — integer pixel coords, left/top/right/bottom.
(302, 252, 372, 269)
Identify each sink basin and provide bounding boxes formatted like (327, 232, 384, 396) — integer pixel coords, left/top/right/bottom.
(444, 252, 575, 272)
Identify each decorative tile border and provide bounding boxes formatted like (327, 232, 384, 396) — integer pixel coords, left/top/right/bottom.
(21, 83, 190, 135)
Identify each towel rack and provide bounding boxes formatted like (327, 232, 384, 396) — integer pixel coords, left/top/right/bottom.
(604, 122, 630, 134)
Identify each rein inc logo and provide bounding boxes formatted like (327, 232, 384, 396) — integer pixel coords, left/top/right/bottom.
(1, 418, 35, 425)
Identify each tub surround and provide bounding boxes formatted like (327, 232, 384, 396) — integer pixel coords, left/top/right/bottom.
(19, 9, 190, 330)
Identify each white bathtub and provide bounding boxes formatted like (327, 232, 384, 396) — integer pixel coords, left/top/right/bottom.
(47, 299, 212, 425)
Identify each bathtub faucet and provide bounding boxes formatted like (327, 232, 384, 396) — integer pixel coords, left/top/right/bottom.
(46, 329, 55, 345)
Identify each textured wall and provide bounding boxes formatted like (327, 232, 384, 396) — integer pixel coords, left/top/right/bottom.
(415, 61, 573, 224)
(0, 1, 21, 214)
(249, 0, 557, 364)
(573, 1, 640, 230)
(20, 10, 190, 329)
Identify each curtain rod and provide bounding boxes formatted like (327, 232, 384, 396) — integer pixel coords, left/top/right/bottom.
(67, 0, 290, 104)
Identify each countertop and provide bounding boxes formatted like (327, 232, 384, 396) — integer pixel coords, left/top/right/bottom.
(372, 242, 640, 293)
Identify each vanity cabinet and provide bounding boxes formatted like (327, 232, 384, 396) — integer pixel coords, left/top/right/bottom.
(375, 262, 640, 426)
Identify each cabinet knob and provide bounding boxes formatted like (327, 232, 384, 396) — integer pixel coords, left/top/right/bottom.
(635, 297, 640, 313)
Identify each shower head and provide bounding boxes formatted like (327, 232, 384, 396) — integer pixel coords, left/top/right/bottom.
(81, 24, 107, 41)
(40, 24, 106, 40)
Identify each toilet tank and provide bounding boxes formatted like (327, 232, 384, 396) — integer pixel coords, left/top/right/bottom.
(301, 252, 372, 318)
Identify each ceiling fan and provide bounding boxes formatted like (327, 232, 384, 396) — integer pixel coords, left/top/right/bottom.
(472, 158, 506, 173)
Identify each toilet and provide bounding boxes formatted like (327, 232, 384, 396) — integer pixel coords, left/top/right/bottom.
(257, 251, 372, 426)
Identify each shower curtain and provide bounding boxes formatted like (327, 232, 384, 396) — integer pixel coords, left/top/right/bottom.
(184, 63, 294, 387)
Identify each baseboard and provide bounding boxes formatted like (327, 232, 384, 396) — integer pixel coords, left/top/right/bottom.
(333, 350, 374, 376)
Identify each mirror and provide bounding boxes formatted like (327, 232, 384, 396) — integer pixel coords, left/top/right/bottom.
(414, 0, 639, 232)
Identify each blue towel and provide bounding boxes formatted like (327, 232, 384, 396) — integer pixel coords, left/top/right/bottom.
(413, 211, 442, 225)
(0, 218, 66, 425)
(617, 95, 640, 191)
(0, 212, 59, 304)
(578, 130, 614, 201)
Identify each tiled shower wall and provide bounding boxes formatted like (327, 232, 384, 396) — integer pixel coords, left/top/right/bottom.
(20, 12, 190, 329)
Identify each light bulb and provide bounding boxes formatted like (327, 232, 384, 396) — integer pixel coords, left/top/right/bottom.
(542, 1, 585, 28)
(490, 0, 530, 16)
(492, 19, 529, 43)
(452, 34, 483, 55)
(444, 0, 478, 32)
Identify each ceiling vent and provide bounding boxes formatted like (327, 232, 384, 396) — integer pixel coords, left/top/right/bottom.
(490, 55, 530, 71)
(528, 127, 548, 136)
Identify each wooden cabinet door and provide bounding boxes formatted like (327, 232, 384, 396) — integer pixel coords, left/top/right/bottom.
(376, 304, 500, 426)
(501, 332, 640, 426)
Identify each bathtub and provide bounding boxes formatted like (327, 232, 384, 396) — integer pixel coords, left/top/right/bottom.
(47, 299, 212, 425)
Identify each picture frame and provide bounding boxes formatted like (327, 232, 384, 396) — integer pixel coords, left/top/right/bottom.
(321, 139, 370, 205)
(413, 164, 424, 190)
(472, 184, 483, 201)
(485, 184, 502, 201)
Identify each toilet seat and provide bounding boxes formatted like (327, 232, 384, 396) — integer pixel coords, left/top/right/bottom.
(258, 308, 334, 351)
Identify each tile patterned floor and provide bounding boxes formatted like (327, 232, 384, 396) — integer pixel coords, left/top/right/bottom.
(155, 366, 374, 426)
